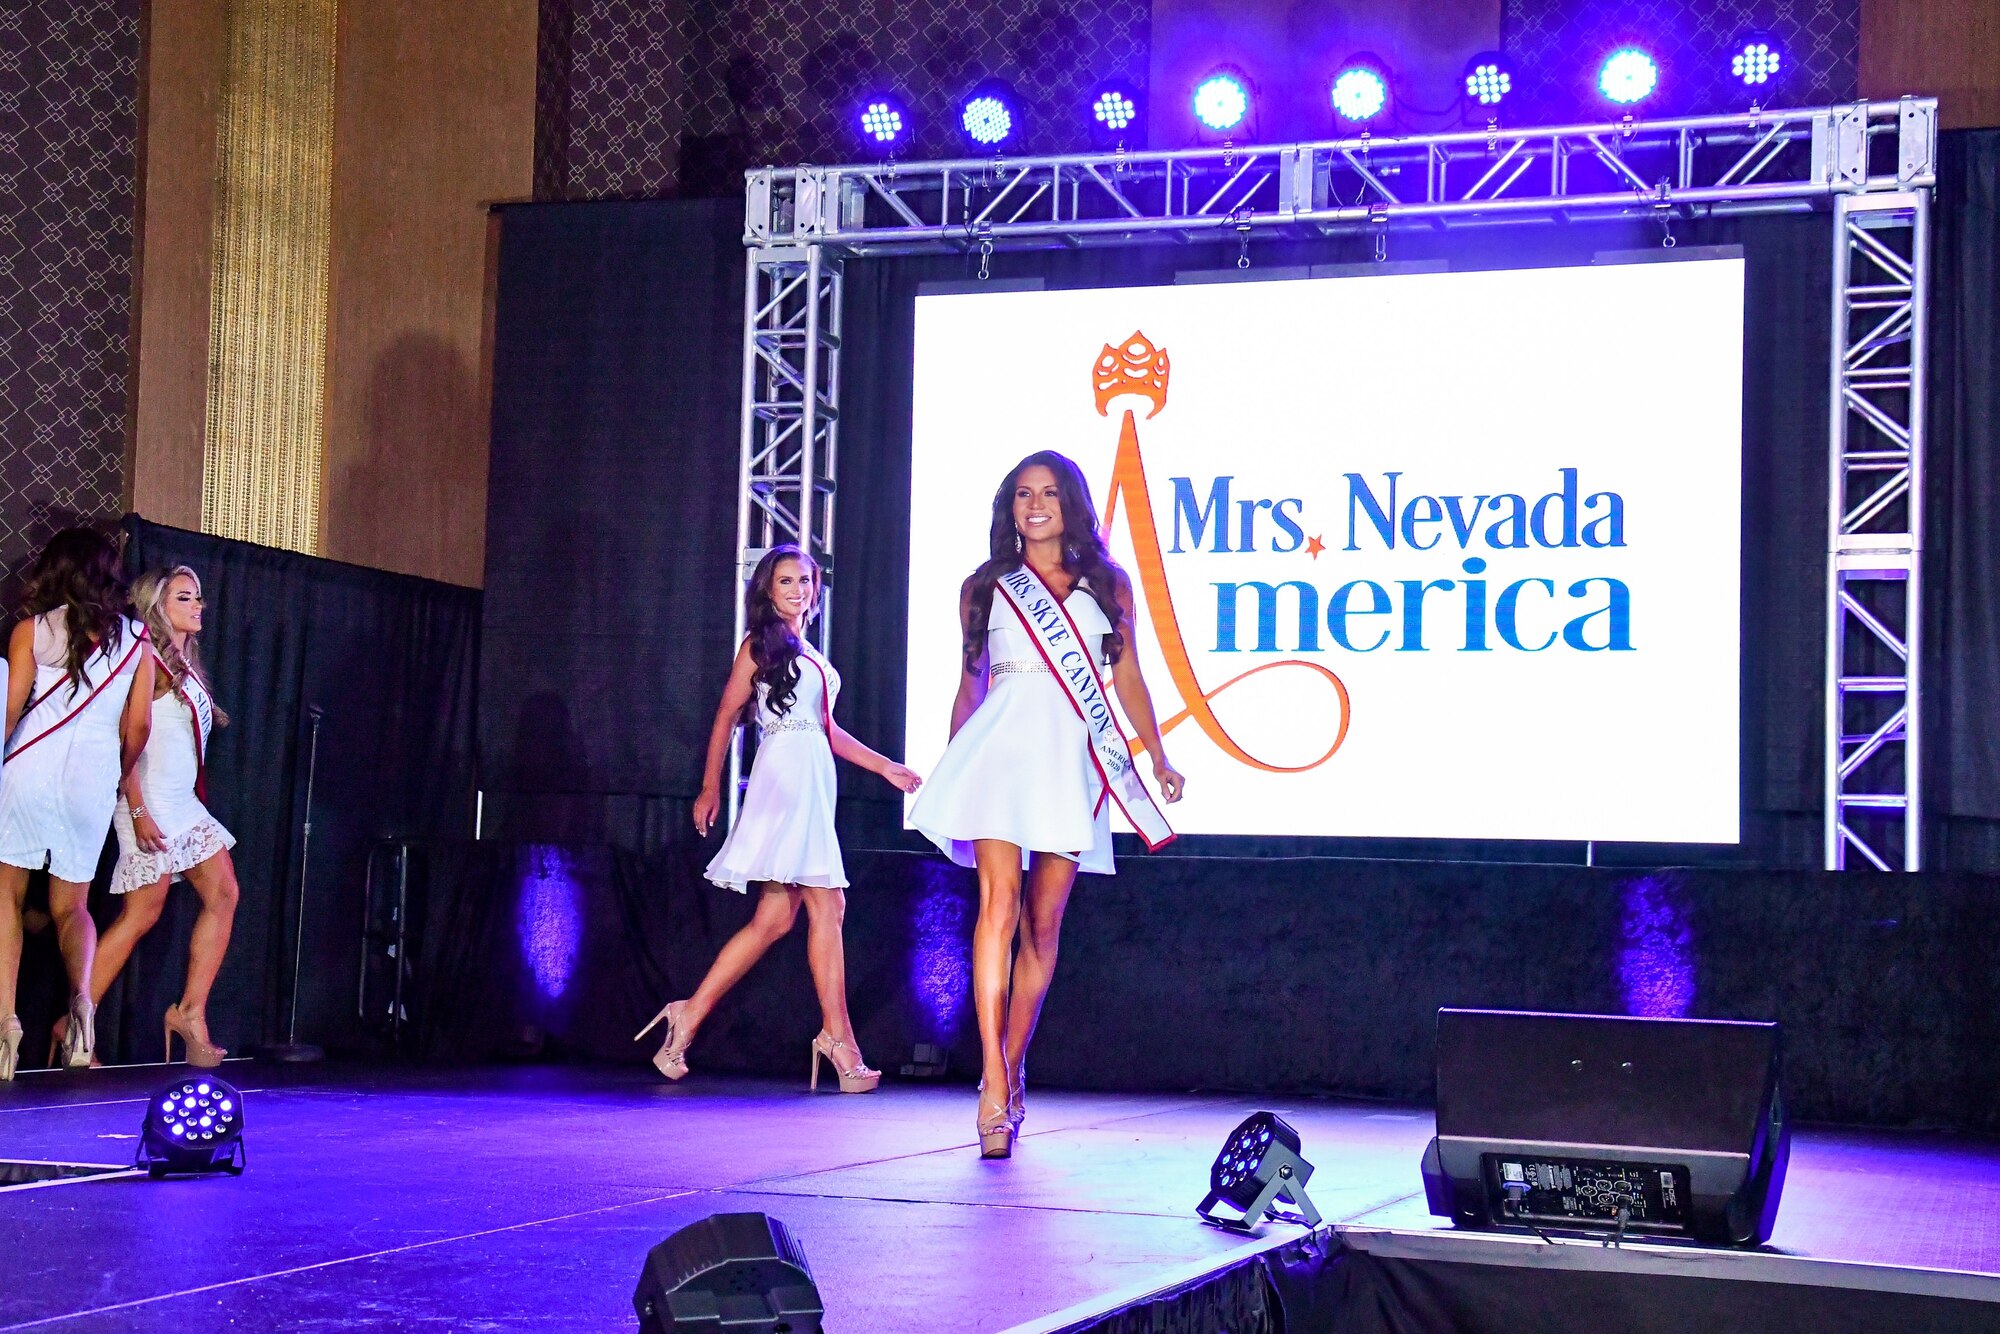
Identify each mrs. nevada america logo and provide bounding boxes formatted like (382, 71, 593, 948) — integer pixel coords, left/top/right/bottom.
(1087, 331, 1633, 776)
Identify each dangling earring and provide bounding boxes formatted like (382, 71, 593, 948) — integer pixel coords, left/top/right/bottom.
(1015, 530, 1025, 553)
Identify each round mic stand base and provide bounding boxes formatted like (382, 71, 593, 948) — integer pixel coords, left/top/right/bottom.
(253, 1041, 325, 1063)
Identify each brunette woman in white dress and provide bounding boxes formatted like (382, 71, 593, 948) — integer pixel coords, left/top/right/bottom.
(907, 451, 1185, 1157)
(81, 567, 239, 1069)
(0, 529, 155, 1077)
(635, 545, 921, 1091)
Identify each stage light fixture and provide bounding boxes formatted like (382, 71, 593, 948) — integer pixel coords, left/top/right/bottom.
(137, 1074, 245, 1178)
(1088, 77, 1142, 146)
(1330, 56, 1390, 127)
(1463, 52, 1514, 110)
(958, 79, 1021, 153)
(634, 1213, 822, 1334)
(856, 93, 910, 151)
(1730, 32, 1785, 89)
(1196, 1111, 1323, 1232)
(1192, 69, 1250, 134)
(1598, 47, 1659, 107)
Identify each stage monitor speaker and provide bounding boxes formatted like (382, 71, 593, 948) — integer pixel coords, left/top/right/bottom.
(1420, 1009, 1788, 1247)
(633, 1212, 823, 1333)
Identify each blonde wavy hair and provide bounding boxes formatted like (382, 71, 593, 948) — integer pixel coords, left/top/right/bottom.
(130, 566, 228, 727)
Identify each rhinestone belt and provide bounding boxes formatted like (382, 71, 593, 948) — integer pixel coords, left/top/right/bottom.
(989, 661, 1053, 679)
(760, 717, 824, 736)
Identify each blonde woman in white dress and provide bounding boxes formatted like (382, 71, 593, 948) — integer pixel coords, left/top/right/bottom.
(907, 451, 1185, 1157)
(80, 567, 239, 1070)
(635, 545, 921, 1091)
(0, 529, 156, 1078)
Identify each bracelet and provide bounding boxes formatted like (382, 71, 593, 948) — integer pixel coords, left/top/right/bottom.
(130, 804, 148, 817)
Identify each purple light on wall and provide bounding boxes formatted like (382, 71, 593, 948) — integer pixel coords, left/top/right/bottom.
(910, 862, 970, 1041)
(517, 845, 582, 1001)
(1617, 874, 1696, 1018)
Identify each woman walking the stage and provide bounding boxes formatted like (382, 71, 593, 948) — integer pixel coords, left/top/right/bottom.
(908, 451, 1185, 1158)
(83, 567, 240, 1068)
(0, 528, 155, 1078)
(636, 545, 921, 1092)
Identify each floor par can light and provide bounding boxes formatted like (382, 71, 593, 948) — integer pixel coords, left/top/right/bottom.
(138, 1074, 246, 1178)
(1197, 1111, 1322, 1232)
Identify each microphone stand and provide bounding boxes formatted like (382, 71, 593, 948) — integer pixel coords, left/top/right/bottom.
(262, 704, 325, 1062)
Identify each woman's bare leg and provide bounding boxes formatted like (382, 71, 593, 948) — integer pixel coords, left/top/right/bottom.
(675, 884, 802, 1043)
(1002, 852, 1079, 1079)
(799, 886, 858, 1052)
(46, 877, 96, 1005)
(88, 880, 170, 1003)
(971, 840, 1025, 1107)
(177, 852, 241, 1037)
(0, 865, 25, 1019)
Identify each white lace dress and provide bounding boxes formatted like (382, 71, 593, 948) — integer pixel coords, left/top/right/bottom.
(110, 673, 234, 894)
(0, 611, 148, 882)
(705, 642, 847, 892)
(907, 584, 1116, 875)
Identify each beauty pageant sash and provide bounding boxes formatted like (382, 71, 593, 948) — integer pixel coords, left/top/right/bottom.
(996, 565, 1174, 852)
(6, 623, 149, 763)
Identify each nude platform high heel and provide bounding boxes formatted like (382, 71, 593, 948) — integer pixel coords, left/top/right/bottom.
(809, 1032, 880, 1094)
(635, 1000, 690, 1080)
(977, 1082, 1015, 1159)
(165, 1004, 226, 1069)
(0, 1016, 20, 1082)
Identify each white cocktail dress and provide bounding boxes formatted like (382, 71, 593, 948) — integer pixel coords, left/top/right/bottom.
(705, 641, 847, 892)
(110, 672, 236, 894)
(0, 611, 148, 882)
(908, 582, 1116, 874)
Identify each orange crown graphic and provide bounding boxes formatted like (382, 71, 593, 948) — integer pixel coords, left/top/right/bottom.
(1094, 331, 1170, 418)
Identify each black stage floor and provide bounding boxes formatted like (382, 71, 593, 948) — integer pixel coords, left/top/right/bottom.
(3, 1064, 1999, 1330)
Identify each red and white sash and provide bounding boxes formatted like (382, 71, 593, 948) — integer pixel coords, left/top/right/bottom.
(996, 565, 1175, 852)
(6, 622, 149, 762)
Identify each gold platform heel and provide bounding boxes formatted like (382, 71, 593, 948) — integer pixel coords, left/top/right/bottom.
(0, 1016, 20, 1082)
(809, 1032, 881, 1094)
(60, 996, 95, 1070)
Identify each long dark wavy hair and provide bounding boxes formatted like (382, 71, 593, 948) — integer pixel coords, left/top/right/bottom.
(744, 544, 820, 722)
(19, 527, 128, 699)
(962, 450, 1127, 673)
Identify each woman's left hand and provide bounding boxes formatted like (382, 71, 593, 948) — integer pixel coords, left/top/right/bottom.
(1152, 755, 1186, 803)
(882, 762, 923, 794)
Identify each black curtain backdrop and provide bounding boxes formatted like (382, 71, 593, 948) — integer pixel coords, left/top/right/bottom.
(5, 518, 480, 1067)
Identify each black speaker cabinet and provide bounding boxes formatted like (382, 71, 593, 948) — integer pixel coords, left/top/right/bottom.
(633, 1213, 823, 1333)
(1421, 1009, 1789, 1247)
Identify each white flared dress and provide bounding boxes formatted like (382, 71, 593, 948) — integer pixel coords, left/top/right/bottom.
(705, 642, 847, 892)
(110, 672, 235, 894)
(907, 583, 1117, 875)
(0, 611, 148, 883)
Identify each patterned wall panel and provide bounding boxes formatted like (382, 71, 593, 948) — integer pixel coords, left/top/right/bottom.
(546, 0, 1149, 200)
(1501, 0, 1860, 123)
(0, 1, 141, 574)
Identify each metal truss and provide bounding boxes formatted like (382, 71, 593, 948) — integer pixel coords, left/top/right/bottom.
(1826, 189, 1929, 870)
(748, 100, 1936, 253)
(731, 245, 841, 818)
(739, 100, 1938, 862)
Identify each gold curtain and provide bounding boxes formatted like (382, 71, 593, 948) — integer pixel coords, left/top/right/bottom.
(201, 0, 336, 552)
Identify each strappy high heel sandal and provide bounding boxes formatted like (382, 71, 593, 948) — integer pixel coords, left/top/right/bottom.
(0, 1015, 20, 1082)
(809, 1032, 881, 1094)
(59, 996, 95, 1070)
(165, 1004, 226, 1069)
(1008, 1061, 1028, 1130)
(635, 1000, 690, 1080)
(977, 1083, 1015, 1159)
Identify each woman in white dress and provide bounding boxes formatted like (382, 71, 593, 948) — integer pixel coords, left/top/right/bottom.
(0, 528, 156, 1078)
(80, 567, 239, 1069)
(635, 545, 921, 1091)
(907, 451, 1185, 1157)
